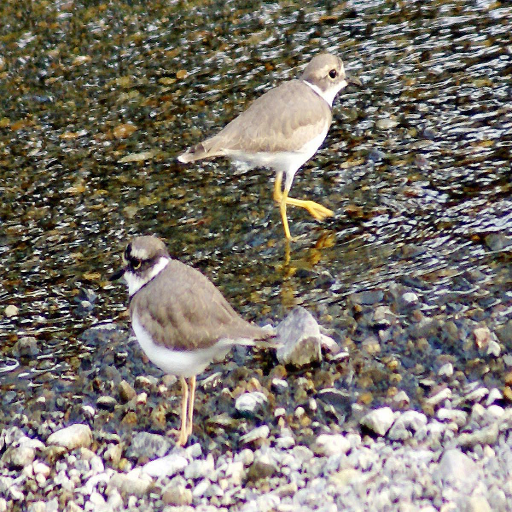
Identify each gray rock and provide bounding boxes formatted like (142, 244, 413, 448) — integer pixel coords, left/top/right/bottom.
(96, 396, 117, 411)
(276, 307, 329, 367)
(425, 387, 452, 407)
(125, 431, 171, 460)
(235, 391, 267, 416)
(47, 424, 92, 450)
(437, 408, 468, 427)
(246, 453, 278, 483)
(12, 336, 39, 357)
(4, 305, 19, 317)
(360, 407, 395, 436)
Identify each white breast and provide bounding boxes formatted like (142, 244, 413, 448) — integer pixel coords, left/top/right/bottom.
(131, 315, 230, 378)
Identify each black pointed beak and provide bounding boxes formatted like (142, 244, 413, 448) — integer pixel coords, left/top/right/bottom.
(109, 267, 126, 282)
(347, 75, 362, 87)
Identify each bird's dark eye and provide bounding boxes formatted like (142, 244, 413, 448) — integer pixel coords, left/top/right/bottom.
(132, 260, 141, 270)
(329, 69, 337, 79)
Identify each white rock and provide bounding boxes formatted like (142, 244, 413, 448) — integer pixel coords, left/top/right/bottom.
(235, 391, 267, 415)
(142, 453, 188, 478)
(106, 468, 153, 496)
(184, 454, 214, 480)
(5, 305, 19, 317)
(360, 407, 395, 436)
(313, 434, 351, 457)
(425, 387, 452, 406)
(47, 424, 92, 450)
(33, 461, 51, 477)
(437, 449, 478, 487)
(437, 408, 468, 427)
(438, 363, 454, 377)
(388, 411, 428, 440)
(240, 425, 270, 445)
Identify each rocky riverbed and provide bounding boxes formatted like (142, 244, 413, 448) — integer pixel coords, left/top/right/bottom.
(2, 295, 512, 511)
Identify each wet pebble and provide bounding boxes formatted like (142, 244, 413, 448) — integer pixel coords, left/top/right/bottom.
(4, 305, 19, 317)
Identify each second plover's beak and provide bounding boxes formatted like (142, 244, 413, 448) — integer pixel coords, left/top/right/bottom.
(347, 75, 363, 87)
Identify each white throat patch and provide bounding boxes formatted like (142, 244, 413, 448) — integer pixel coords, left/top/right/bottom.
(303, 79, 347, 108)
(125, 256, 169, 296)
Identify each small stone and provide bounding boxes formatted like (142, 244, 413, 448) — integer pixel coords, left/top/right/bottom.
(118, 380, 137, 403)
(271, 378, 289, 394)
(104, 444, 123, 466)
(125, 432, 171, 460)
(387, 411, 427, 441)
(474, 326, 491, 349)
(191, 478, 210, 498)
(5, 305, 19, 317)
(276, 307, 323, 367)
(2, 445, 36, 469)
(375, 117, 398, 130)
(235, 392, 267, 416)
(246, 454, 278, 483)
(486, 388, 503, 406)
(313, 434, 351, 457)
(437, 408, 468, 427)
(27, 502, 46, 512)
(438, 363, 453, 378)
(96, 396, 117, 411)
(47, 424, 92, 450)
(437, 449, 477, 486)
(162, 484, 192, 506)
(142, 453, 188, 477)
(33, 461, 51, 477)
(360, 407, 395, 436)
(12, 336, 39, 357)
(425, 387, 452, 407)
(184, 454, 214, 480)
(106, 468, 153, 496)
(240, 425, 270, 445)
(391, 390, 410, 407)
(456, 423, 499, 448)
(64, 502, 83, 512)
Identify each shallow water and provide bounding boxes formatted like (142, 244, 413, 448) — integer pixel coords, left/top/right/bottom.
(0, 1, 511, 413)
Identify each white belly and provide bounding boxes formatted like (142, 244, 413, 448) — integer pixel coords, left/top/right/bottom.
(132, 315, 228, 378)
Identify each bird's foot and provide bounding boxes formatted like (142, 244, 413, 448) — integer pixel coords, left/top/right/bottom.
(285, 197, 334, 221)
